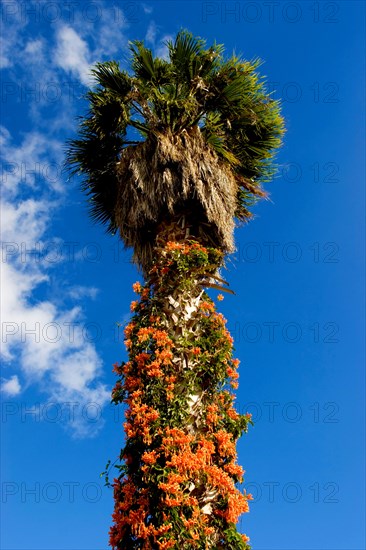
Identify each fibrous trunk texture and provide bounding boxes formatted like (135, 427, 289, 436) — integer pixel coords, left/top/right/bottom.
(114, 127, 238, 274)
(109, 221, 252, 549)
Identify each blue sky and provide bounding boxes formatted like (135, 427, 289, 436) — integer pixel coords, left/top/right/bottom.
(0, 1, 365, 549)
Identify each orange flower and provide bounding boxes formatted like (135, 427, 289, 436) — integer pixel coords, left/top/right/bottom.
(227, 407, 240, 421)
(182, 517, 196, 529)
(159, 472, 185, 494)
(227, 366, 239, 380)
(200, 301, 215, 312)
(141, 288, 149, 300)
(124, 322, 136, 338)
(156, 349, 173, 365)
(124, 376, 140, 391)
(206, 404, 219, 424)
(146, 360, 163, 378)
(213, 312, 226, 325)
(164, 496, 182, 507)
(153, 523, 172, 536)
(123, 421, 137, 438)
(224, 330, 234, 344)
(141, 450, 158, 465)
(149, 315, 160, 323)
(166, 241, 183, 251)
(135, 352, 151, 368)
(214, 430, 236, 458)
(132, 282, 142, 294)
(191, 346, 201, 355)
(145, 408, 159, 422)
(130, 389, 142, 400)
(130, 300, 139, 312)
(217, 294, 224, 301)
(137, 327, 153, 342)
(112, 362, 121, 374)
(157, 540, 175, 550)
(153, 329, 172, 347)
(122, 362, 132, 375)
(224, 462, 244, 477)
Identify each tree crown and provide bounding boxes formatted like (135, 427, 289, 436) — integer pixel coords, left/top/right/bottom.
(67, 31, 284, 232)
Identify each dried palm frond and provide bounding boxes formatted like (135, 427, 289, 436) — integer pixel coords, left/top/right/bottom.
(115, 126, 238, 271)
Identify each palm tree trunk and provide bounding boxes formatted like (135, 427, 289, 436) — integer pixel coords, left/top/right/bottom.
(109, 216, 252, 549)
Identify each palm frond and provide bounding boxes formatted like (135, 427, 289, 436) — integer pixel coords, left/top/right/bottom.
(130, 41, 158, 82)
(91, 61, 132, 97)
(168, 30, 206, 67)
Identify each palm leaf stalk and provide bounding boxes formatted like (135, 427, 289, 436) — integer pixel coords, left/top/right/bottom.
(66, 31, 284, 549)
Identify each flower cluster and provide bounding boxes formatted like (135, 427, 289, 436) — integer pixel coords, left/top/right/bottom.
(109, 240, 252, 549)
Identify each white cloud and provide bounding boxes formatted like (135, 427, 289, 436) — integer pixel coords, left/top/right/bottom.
(1, 3, 130, 129)
(0, 36, 12, 69)
(24, 38, 44, 56)
(0, 127, 108, 437)
(143, 23, 172, 60)
(142, 3, 153, 14)
(67, 286, 99, 300)
(1, 375, 21, 396)
(0, 250, 110, 436)
(54, 25, 93, 86)
(0, 127, 64, 196)
(91, 9, 129, 59)
(145, 21, 157, 45)
(0, 8, 117, 435)
(1, 198, 51, 245)
(0, 2, 27, 69)
(52, 6, 130, 86)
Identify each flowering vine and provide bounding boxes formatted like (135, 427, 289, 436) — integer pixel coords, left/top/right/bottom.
(108, 239, 253, 549)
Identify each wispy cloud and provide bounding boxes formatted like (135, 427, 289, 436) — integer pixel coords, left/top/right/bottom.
(144, 21, 173, 60)
(0, 254, 110, 437)
(54, 25, 94, 86)
(1, 375, 21, 396)
(0, 0, 28, 69)
(0, 125, 109, 437)
(67, 286, 99, 300)
(142, 3, 153, 15)
(145, 21, 157, 45)
(0, 126, 64, 196)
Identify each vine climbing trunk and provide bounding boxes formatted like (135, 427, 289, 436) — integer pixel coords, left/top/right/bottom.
(109, 218, 253, 549)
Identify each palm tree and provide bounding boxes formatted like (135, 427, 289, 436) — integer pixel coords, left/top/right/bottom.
(67, 31, 284, 549)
